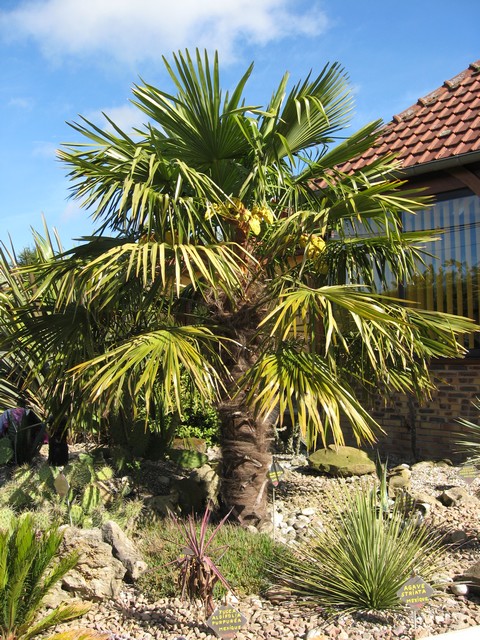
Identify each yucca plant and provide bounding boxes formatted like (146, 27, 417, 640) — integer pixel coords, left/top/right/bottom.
(169, 506, 234, 617)
(0, 513, 90, 640)
(271, 484, 444, 614)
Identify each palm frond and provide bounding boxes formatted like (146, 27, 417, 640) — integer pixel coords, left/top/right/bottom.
(241, 345, 380, 448)
(70, 325, 229, 416)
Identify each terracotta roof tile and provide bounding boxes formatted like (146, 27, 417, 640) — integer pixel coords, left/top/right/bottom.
(346, 61, 480, 171)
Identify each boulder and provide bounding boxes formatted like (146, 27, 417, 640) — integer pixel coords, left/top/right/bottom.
(436, 487, 479, 507)
(168, 448, 209, 469)
(387, 464, 412, 497)
(308, 445, 375, 476)
(144, 491, 180, 518)
(101, 520, 148, 581)
(172, 437, 207, 453)
(59, 526, 126, 601)
(189, 463, 220, 507)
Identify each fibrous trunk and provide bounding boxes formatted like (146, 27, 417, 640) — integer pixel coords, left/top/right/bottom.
(212, 279, 274, 527)
(219, 398, 273, 526)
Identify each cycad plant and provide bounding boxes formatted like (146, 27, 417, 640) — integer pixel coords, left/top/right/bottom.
(272, 484, 444, 614)
(0, 513, 90, 640)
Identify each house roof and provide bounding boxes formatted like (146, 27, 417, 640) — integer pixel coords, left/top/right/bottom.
(342, 60, 480, 174)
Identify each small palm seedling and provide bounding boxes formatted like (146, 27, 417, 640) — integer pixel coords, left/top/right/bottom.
(0, 513, 90, 640)
(271, 484, 444, 614)
(169, 506, 234, 617)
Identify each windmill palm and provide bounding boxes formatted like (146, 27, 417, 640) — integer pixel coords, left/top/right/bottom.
(7, 50, 474, 525)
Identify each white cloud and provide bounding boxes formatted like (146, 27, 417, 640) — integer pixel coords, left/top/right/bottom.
(61, 201, 83, 222)
(84, 104, 147, 134)
(8, 96, 34, 110)
(0, 0, 328, 66)
(32, 141, 58, 158)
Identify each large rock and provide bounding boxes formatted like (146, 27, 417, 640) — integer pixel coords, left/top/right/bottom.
(308, 445, 375, 476)
(437, 487, 479, 507)
(101, 520, 147, 581)
(387, 464, 412, 497)
(168, 448, 208, 469)
(189, 464, 220, 507)
(59, 527, 126, 601)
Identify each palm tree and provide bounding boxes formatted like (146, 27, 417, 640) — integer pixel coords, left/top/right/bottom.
(6, 50, 475, 525)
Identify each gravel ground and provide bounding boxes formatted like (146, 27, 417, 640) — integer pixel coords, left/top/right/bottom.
(68, 456, 480, 640)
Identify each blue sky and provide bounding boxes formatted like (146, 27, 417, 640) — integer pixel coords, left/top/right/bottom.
(1, 0, 479, 251)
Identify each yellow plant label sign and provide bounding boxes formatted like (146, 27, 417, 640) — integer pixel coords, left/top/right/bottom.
(54, 472, 69, 498)
(397, 575, 434, 609)
(207, 605, 246, 638)
(458, 464, 478, 485)
(268, 460, 285, 486)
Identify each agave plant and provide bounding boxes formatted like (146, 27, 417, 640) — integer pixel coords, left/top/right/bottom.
(271, 484, 444, 614)
(169, 506, 233, 617)
(0, 513, 90, 640)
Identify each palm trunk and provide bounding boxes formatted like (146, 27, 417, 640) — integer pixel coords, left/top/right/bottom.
(218, 397, 273, 526)
(211, 281, 274, 527)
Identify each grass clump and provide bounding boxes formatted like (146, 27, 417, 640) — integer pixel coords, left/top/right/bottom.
(139, 516, 288, 600)
(271, 484, 445, 614)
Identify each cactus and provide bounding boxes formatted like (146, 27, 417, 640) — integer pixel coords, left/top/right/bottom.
(0, 438, 13, 465)
(0, 506, 15, 533)
(9, 488, 35, 509)
(0, 451, 139, 531)
(38, 464, 55, 487)
(69, 504, 84, 526)
(96, 465, 114, 481)
(82, 483, 101, 514)
(31, 509, 54, 531)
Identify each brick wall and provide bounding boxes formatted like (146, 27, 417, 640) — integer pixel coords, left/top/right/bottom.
(343, 359, 480, 463)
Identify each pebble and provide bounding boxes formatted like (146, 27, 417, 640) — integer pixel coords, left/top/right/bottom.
(51, 456, 480, 639)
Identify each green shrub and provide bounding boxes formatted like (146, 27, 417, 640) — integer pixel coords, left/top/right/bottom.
(172, 375, 220, 447)
(271, 484, 444, 614)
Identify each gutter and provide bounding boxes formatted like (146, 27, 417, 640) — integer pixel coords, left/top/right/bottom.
(399, 151, 480, 178)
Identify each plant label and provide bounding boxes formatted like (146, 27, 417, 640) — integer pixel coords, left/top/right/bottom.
(207, 605, 246, 638)
(458, 463, 478, 485)
(268, 460, 285, 486)
(397, 575, 434, 610)
(54, 472, 69, 498)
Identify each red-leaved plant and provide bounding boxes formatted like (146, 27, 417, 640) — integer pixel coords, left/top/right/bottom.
(170, 506, 234, 617)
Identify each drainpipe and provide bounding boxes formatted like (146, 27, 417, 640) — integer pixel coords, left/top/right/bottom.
(408, 396, 417, 461)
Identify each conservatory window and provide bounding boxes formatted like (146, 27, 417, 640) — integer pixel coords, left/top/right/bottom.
(402, 192, 480, 350)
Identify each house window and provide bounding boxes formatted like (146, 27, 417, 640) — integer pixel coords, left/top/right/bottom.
(402, 191, 480, 350)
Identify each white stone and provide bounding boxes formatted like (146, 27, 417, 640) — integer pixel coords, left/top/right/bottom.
(450, 583, 469, 596)
(272, 512, 284, 526)
(296, 514, 310, 522)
